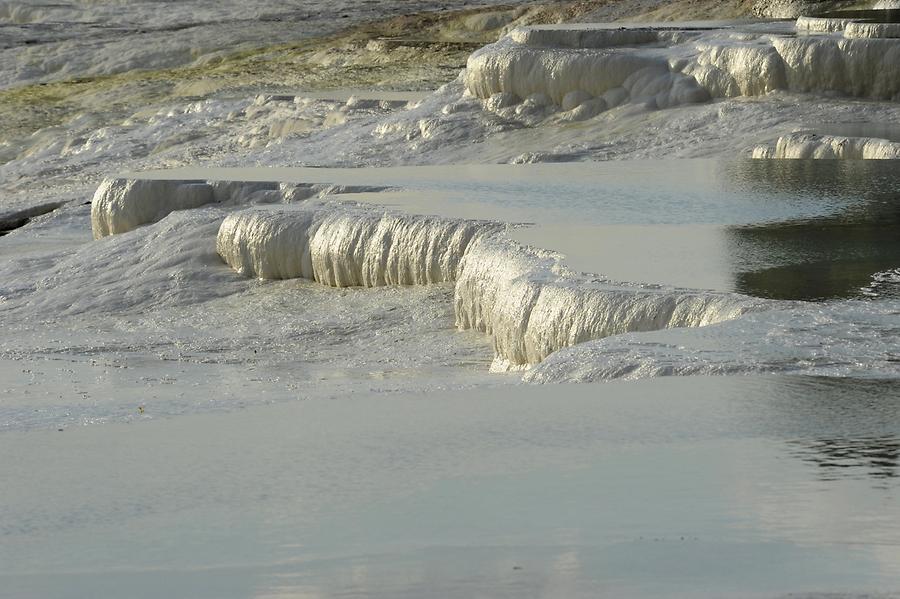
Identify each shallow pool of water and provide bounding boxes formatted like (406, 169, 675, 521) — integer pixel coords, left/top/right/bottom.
(820, 8, 900, 23)
(139, 159, 900, 300)
(2, 376, 899, 599)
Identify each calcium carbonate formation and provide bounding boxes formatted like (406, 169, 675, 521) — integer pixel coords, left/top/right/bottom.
(89, 177, 775, 369)
(523, 292, 900, 382)
(456, 235, 769, 369)
(93, 7, 900, 368)
(90, 177, 391, 238)
(795, 16, 854, 33)
(844, 21, 900, 39)
(91, 178, 216, 239)
(752, 132, 900, 158)
(465, 33, 711, 112)
(216, 206, 491, 285)
(464, 17, 900, 121)
(214, 202, 770, 370)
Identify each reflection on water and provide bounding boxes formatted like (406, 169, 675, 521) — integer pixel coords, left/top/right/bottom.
(775, 377, 900, 485)
(3, 376, 900, 598)
(790, 436, 900, 482)
(764, 377, 900, 439)
(733, 254, 900, 301)
(820, 8, 900, 22)
(726, 160, 900, 301)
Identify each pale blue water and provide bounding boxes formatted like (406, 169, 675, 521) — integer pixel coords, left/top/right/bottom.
(2, 376, 899, 599)
(2, 3, 900, 595)
(158, 160, 875, 226)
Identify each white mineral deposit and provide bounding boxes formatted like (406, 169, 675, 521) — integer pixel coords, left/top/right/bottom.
(2, 1, 900, 598)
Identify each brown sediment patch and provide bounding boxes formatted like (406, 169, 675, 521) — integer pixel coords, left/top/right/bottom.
(0, 0, 776, 150)
(0, 4, 522, 148)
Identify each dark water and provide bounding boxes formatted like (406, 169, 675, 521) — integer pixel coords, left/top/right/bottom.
(820, 8, 900, 23)
(141, 160, 900, 301)
(726, 160, 900, 301)
(791, 436, 900, 482)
